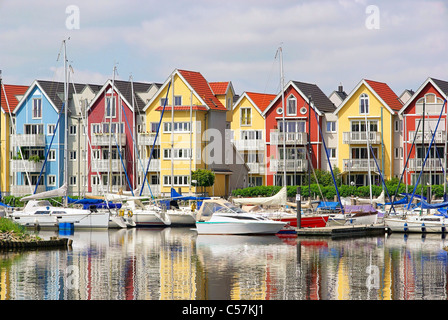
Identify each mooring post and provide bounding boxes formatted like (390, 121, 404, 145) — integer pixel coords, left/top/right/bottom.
(296, 186, 301, 229)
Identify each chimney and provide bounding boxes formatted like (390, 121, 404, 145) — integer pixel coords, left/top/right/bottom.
(338, 83, 343, 92)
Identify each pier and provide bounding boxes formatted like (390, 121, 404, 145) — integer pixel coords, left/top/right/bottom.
(295, 224, 387, 238)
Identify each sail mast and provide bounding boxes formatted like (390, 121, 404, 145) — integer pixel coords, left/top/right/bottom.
(63, 40, 69, 206)
(276, 46, 286, 187)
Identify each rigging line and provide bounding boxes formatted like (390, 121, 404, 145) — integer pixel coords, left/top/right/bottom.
(2, 83, 33, 191)
(112, 132, 133, 195)
(139, 81, 172, 197)
(407, 99, 447, 210)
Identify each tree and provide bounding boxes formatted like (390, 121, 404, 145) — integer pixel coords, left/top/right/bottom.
(191, 169, 215, 195)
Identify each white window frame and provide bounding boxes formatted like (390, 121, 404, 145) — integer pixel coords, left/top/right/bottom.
(105, 95, 116, 118)
(163, 175, 190, 186)
(326, 121, 336, 133)
(48, 149, 56, 161)
(286, 95, 297, 116)
(69, 176, 77, 186)
(69, 150, 77, 161)
(47, 124, 56, 135)
(360, 93, 369, 115)
(240, 107, 252, 126)
(47, 175, 56, 187)
(69, 125, 77, 135)
(32, 98, 42, 119)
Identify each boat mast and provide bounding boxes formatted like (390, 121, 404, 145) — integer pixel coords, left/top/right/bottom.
(276, 46, 286, 188)
(63, 40, 69, 206)
(364, 101, 372, 202)
(0, 69, 2, 201)
(109, 65, 117, 193)
(130, 75, 136, 191)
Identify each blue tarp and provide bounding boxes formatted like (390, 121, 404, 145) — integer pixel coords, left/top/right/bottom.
(316, 201, 341, 210)
(170, 188, 210, 201)
(67, 197, 122, 210)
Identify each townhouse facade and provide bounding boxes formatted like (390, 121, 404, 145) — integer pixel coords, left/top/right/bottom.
(2, 70, 448, 199)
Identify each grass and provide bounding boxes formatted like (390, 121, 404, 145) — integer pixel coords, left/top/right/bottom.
(0, 217, 26, 234)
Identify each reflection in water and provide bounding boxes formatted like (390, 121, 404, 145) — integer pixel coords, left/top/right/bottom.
(0, 229, 448, 300)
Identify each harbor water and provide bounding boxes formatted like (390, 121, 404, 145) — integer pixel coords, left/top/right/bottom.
(1, 228, 448, 300)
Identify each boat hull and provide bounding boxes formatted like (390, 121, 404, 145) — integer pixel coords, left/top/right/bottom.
(196, 220, 286, 235)
(131, 210, 167, 227)
(276, 215, 329, 228)
(385, 216, 448, 233)
(168, 212, 196, 227)
(10, 212, 110, 229)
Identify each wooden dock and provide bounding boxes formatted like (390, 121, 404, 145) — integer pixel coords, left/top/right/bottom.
(295, 224, 387, 238)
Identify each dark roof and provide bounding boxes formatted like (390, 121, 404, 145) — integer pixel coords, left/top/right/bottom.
(334, 90, 347, 101)
(292, 81, 336, 113)
(431, 78, 448, 96)
(112, 80, 160, 113)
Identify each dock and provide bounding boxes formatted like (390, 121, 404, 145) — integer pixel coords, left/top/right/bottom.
(295, 224, 387, 238)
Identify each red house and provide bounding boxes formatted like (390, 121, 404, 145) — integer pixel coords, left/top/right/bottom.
(398, 77, 448, 186)
(87, 79, 154, 194)
(262, 80, 336, 186)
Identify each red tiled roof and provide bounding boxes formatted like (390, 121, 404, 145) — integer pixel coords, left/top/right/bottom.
(246, 92, 277, 113)
(178, 70, 227, 111)
(1, 84, 28, 113)
(365, 79, 403, 111)
(155, 105, 208, 111)
(209, 82, 229, 95)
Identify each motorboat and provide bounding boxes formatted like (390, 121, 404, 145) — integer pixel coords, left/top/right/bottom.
(195, 199, 287, 235)
(384, 214, 448, 233)
(9, 200, 110, 229)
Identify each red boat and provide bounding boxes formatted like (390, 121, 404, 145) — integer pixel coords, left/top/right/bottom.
(275, 215, 329, 228)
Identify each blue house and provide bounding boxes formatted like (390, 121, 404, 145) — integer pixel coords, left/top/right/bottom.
(11, 80, 84, 196)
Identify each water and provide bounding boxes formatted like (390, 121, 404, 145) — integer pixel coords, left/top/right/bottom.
(1, 228, 448, 300)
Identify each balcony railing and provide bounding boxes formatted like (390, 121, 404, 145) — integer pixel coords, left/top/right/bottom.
(408, 130, 446, 144)
(91, 133, 126, 146)
(270, 159, 307, 172)
(343, 159, 377, 172)
(11, 185, 46, 196)
(270, 132, 307, 145)
(409, 158, 443, 171)
(11, 160, 45, 173)
(137, 159, 160, 172)
(12, 134, 46, 147)
(138, 132, 160, 146)
(233, 139, 265, 151)
(246, 162, 265, 175)
(343, 131, 381, 144)
(91, 159, 125, 172)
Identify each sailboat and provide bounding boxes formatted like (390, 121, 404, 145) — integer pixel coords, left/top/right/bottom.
(384, 99, 448, 233)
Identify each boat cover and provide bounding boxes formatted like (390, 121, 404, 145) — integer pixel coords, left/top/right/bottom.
(343, 204, 377, 213)
(233, 186, 287, 206)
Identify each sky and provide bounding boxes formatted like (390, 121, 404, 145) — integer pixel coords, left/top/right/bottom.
(0, 0, 447, 98)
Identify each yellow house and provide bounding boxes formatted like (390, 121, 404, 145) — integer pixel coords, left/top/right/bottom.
(143, 69, 246, 197)
(333, 79, 402, 186)
(0, 83, 28, 197)
(231, 92, 276, 186)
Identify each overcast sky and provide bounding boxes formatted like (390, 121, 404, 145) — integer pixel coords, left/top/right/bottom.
(0, 0, 447, 97)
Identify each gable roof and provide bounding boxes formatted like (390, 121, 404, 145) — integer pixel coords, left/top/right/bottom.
(209, 82, 230, 95)
(262, 80, 335, 116)
(1, 84, 28, 113)
(398, 77, 448, 115)
(233, 91, 276, 116)
(144, 69, 227, 112)
(333, 79, 402, 115)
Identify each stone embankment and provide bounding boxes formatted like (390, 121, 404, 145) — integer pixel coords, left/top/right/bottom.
(0, 231, 72, 249)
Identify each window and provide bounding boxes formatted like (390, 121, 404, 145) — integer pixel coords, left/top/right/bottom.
(48, 175, 56, 187)
(92, 123, 101, 134)
(163, 148, 191, 160)
(327, 148, 337, 159)
(91, 175, 100, 186)
(174, 96, 182, 106)
(69, 176, 77, 186)
(278, 120, 306, 133)
(240, 130, 263, 140)
(105, 96, 116, 118)
(351, 120, 378, 132)
(394, 147, 403, 159)
(287, 96, 297, 116)
(150, 175, 160, 185)
(163, 122, 191, 133)
(69, 151, 77, 161)
(32, 98, 42, 119)
(24, 124, 43, 135)
(69, 125, 77, 135)
(163, 175, 189, 186)
(241, 107, 251, 126)
(394, 120, 403, 132)
(326, 121, 336, 132)
(160, 98, 168, 106)
(48, 124, 56, 135)
(48, 149, 56, 161)
(360, 93, 369, 114)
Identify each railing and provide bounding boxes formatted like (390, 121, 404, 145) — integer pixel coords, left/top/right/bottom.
(343, 159, 377, 172)
(343, 131, 381, 144)
(138, 132, 160, 146)
(246, 162, 265, 174)
(12, 134, 46, 147)
(91, 133, 126, 146)
(91, 159, 125, 172)
(11, 185, 46, 196)
(409, 158, 443, 171)
(11, 160, 45, 172)
(408, 130, 446, 144)
(270, 159, 307, 172)
(233, 139, 265, 151)
(137, 159, 160, 172)
(270, 132, 307, 145)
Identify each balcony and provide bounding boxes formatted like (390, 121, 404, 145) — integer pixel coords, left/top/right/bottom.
(270, 159, 307, 172)
(12, 134, 45, 147)
(408, 130, 446, 144)
(138, 159, 160, 172)
(11, 185, 46, 196)
(91, 159, 125, 172)
(343, 131, 381, 144)
(246, 162, 265, 175)
(138, 132, 160, 146)
(343, 159, 377, 172)
(409, 158, 443, 171)
(91, 133, 126, 146)
(270, 132, 306, 145)
(233, 139, 265, 151)
(11, 160, 45, 173)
